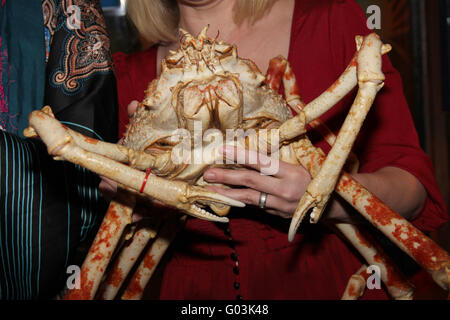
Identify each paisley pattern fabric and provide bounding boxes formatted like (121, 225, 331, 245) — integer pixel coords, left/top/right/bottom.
(45, 0, 117, 142)
(0, 0, 117, 299)
(49, 0, 112, 94)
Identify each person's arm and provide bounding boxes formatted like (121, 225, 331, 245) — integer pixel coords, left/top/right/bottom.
(343, 167, 426, 221)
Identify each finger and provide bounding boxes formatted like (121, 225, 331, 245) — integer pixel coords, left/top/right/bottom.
(127, 100, 139, 117)
(221, 145, 300, 178)
(207, 185, 293, 213)
(221, 145, 279, 175)
(266, 209, 292, 219)
(204, 167, 282, 195)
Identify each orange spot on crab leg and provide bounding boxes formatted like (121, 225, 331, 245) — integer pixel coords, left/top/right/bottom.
(348, 283, 357, 297)
(327, 78, 342, 93)
(143, 254, 156, 270)
(64, 267, 95, 300)
(84, 136, 99, 145)
(265, 56, 287, 92)
(104, 267, 124, 290)
(121, 269, 143, 300)
(391, 222, 450, 271)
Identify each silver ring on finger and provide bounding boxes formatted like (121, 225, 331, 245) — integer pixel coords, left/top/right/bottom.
(258, 192, 268, 209)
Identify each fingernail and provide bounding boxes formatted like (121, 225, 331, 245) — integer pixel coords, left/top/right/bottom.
(204, 171, 216, 181)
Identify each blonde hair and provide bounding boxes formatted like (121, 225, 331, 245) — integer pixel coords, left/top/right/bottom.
(127, 0, 278, 47)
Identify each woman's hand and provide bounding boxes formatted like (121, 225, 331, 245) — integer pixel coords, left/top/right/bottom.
(203, 145, 314, 219)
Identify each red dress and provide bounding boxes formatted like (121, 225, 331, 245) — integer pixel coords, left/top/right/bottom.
(113, 0, 448, 299)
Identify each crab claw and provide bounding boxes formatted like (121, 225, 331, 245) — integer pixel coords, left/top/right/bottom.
(288, 192, 330, 242)
(179, 184, 244, 222)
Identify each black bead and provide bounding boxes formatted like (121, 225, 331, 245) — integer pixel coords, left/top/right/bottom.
(234, 282, 240, 290)
(233, 266, 239, 275)
(236, 294, 243, 300)
(224, 227, 231, 236)
(230, 252, 238, 261)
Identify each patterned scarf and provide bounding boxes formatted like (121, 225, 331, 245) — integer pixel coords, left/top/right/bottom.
(0, 0, 118, 299)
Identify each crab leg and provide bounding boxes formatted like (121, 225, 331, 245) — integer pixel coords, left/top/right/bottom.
(271, 54, 413, 298)
(24, 106, 172, 171)
(291, 33, 386, 231)
(265, 49, 446, 293)
(67, 128, 174, 172)
(267, 56, 338, 147)
(291, 138, 450, 290)
(25, 110, 244, 222)
(267, 52, 412, 299)
(268, 56, 360, 173)
(335, 223, 414, 299)
(277, 116, 414, 298)
(121, 215, 186, 300)
(64, 194, 135, 300)
(341, 265, 370, 300)
(268, 55, 413, 299)
(277, 35, 391, 142)
(97, 222, 161, 300)
(68, 128, 172, 171)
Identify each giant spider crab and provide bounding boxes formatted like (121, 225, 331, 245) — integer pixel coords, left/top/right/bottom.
(25, 26, 449, 300)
